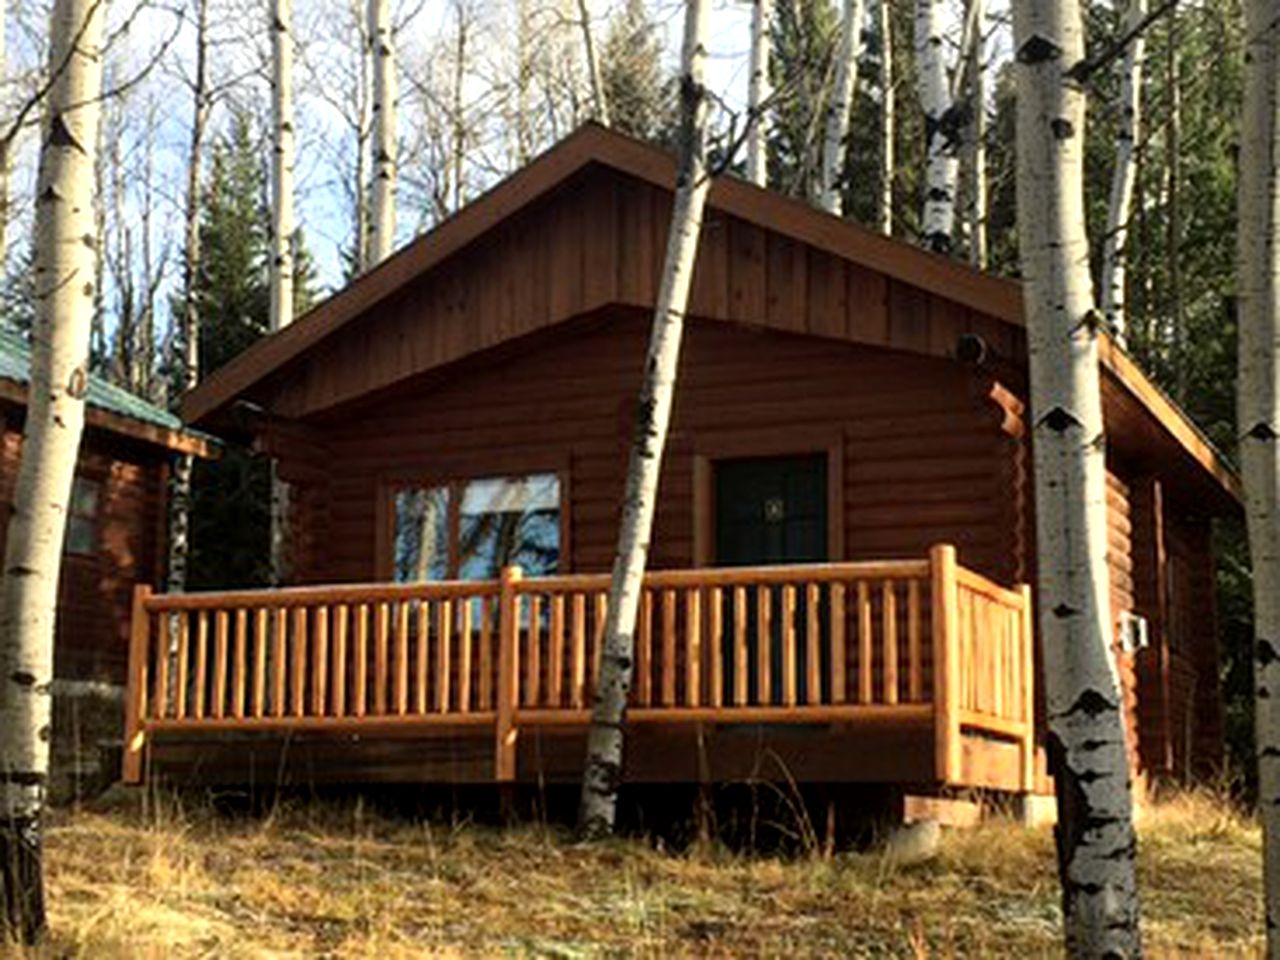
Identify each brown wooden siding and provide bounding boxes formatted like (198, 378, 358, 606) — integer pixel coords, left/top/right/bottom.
(0, 408, 168, 684)
(288, 312, 1020, 592)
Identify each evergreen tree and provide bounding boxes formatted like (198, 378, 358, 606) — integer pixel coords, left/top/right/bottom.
(599, 0, 674, 143)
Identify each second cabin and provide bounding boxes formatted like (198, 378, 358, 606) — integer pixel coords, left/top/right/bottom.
(122, 125, 1240, 804)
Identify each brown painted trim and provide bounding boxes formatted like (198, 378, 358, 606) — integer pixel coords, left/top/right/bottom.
(690, 426, 845, 567)
(0, 378, 217, 458)
(1098, 336, 1242, 503)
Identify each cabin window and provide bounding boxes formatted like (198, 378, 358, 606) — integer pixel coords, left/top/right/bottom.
(392, 473, 560, 582)
(65, 476, 100, 556)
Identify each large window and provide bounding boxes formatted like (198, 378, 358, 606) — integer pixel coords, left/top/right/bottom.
(65, 476, 101, 556)
(392, 473, 560, 582)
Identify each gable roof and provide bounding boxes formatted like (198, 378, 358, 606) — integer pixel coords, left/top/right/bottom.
(181, 122, 1238, 506)
(0, 326, 216, 458)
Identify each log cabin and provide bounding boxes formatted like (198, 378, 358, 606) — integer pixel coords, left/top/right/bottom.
(122, 125, 1241, 809)
(0, 327, 216, 795)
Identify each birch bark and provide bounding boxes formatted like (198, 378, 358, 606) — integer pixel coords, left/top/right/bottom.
(0, 0, 102, 941)
(578, 0, 711, 841)
(747, 0, 772, 187)
(819, 0, 866, 214)
(368, 0, 396, 265)
(576, 0, 609, 126)
(1012, 0, 1142, 953)
(1237, 1, 1280, 952)
(168, 0, 210, 595)
(962, 0, 987, 268)
(877, 0, 893, 235)
(915, 0, 958, 252)
(269, 0, 296, 586)
(1098, 0, 1146, 343)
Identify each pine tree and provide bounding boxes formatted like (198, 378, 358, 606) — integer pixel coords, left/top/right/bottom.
(599, 0, 673, 143)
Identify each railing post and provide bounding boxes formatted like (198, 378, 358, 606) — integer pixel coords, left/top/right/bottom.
(1019, 583, 1036, 792)
(123, 584, 152, 785)
(495, 565, 523, 782)
(930, 544, 961, 785)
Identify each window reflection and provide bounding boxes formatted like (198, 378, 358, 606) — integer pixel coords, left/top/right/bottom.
(392, 473, 560, 582)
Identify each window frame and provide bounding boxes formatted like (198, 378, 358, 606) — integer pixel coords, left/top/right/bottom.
(64, 474, 103, 558)
(378, 463, 570, 582)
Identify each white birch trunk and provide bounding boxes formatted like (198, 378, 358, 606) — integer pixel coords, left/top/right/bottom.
(367, 0, 396, 266)
(576, 0, 609, 126)
(1237, 1, 1280, 951)
(578, 0, 711, 841)
(0, 0, 7, 270)
(1012, 2, 1141, 954)
(878, 0, 893, 235)
(0, 0, 102, 940)
(963, 0, 987, 269)
(1098, 0, 1146, 343)
(167, 0, 210, 596)
(915, 0, 958, 253)
(746, 0, 773, 187)
(819, 0, 866, 214)
(270, 0, 296, 587)
(353, 0, 372, 271)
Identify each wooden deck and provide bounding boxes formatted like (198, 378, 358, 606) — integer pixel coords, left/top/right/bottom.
(123, 545, 1037, 793)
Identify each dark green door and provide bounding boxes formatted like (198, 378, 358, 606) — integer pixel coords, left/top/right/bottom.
(714, 454, 828, 703)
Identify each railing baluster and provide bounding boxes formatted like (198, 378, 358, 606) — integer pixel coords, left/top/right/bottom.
(175, 612, 190, 720)
(374, 602, 389, 714)
(686, 588, 702, 708)
(522, 595, 540, 708)
(592, 592, 607, 696)
(549, 593, 565, 707)
(292, 606, 308, 718)
(708, 586, 722, 708)
(272, 607, 288, 718)
(781, 585, 797, 707)
(313, 606, 330, 716)
(570, 593, 586, 709)
(831, 583, 847, 703)
(233, 608, 247, 719)
(253, 608, 267, 718)
(194, 612, 209, 719)
(459, 598, 473, 713)
(907, 580, 922, 702)
(154, 612, 170, 721)
(479, 596, 494, 710)
(733, 586, 747, 706)
(354, 603, 369, 717)
(883, 581, 898, 705)
(213, 611, 229, 719)
(415, 600, 430, 713)
(805, 583, 820, 705)
(123, 586, 152, 784)
(333, 604, 349, 717)
(756, 585, 772, 706)
(437, 598, 453, 712)
(395, 600, 410, 715)
(661, 590, 677, 707)
(636, 591, 652, 707)
(857, 581, 872, 704)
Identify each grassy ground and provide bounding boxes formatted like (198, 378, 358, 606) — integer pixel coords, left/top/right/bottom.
(3, 788, 1262, 958)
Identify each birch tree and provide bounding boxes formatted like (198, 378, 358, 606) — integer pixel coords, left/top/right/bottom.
(915, 0, 958, 252)
(819, 0, 865, 214)
(168, 0, 211, 595)
(367, 0, 395, 265)
(1237, 0, 1280, 950)
(961, 0, 987, 268)
(579, 0, 711, 841)
(877, 0, 892, 234)
(0, 0, 8, 270)
(1012, 0, 1141, 953)
(576, 0, 608, 125)
(268, 0, 295, 585)
(747, 0, 772, 186)
(0, 0, 102, 940)
(1098, 0, 1146, 343)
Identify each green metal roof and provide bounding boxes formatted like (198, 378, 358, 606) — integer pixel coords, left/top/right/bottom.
(0, 326, 202, 444)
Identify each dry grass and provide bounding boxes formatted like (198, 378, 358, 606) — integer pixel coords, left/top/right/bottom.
(2, 787, 1263, 958)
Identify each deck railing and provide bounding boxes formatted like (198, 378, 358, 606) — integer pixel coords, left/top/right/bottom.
(123, 544, 1034, 789)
